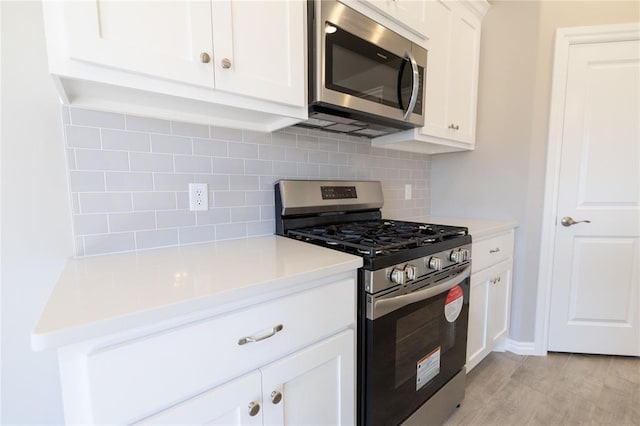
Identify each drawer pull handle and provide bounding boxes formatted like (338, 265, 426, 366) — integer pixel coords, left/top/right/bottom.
(489, 248, 500, 254)
(248, 401, 260, 416)
(238, 324, 284, 346)
(271, 390, 283, 405)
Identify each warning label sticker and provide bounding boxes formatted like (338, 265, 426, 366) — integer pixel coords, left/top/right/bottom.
(445, 285, 464, 323)
(416, 346, 441, 391)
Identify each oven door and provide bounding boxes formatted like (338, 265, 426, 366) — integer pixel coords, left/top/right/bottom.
(363, 267, 470, 426)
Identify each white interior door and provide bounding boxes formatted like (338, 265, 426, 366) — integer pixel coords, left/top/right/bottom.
(547, 39, 640, 356)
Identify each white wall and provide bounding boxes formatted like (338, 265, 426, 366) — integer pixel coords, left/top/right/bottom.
(431, 0, 640, 344)
(1, 1, 73, 423)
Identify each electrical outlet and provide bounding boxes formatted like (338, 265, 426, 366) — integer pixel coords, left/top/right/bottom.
(404, 184, 412, 200)
(189, 183, 209, 211)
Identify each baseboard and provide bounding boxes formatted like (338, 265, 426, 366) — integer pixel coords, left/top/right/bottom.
(505, 339, 538, 355)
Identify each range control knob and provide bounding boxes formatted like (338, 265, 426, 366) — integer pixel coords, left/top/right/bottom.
(450, 250, 463, 263)
(390, 268, 406, 285)
(405, 265, 417, 281)
(460, 249, 470, 261)
(428, 257, 442, 271)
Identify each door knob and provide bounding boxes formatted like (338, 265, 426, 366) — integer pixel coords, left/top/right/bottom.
(270, 390, 283, 404)
(561, 216, 591, 227)
(248, 401, 260, 416)
(221, 58, 232, 69)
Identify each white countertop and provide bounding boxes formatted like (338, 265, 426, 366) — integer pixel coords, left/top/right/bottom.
(400, 216, 518, 240)
(32, 236, 362, 351)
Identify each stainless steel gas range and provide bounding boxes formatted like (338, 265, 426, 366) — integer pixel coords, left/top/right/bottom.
(275, 180, 472, 426)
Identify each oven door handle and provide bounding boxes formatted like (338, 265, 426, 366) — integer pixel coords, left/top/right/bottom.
(372, 267, 471, 320)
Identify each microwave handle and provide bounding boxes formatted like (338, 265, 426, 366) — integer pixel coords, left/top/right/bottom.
(371, 267, 471, 320)
(403, 51, 420, 121)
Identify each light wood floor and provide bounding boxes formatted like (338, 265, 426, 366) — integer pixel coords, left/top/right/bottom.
(444, 351, 640, 426)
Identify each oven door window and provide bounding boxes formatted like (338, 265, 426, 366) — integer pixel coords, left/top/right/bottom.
(364, 279, 469, 426)
(324, 24, 423, 114)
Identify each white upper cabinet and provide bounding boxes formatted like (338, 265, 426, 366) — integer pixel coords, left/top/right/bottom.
(358, 0, 429, 39)
(372, 0, 489, 154)
(42, 0, 307, 132)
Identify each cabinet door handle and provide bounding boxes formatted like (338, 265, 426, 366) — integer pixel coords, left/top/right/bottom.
(248, 401, 260, 416)
(238, 324, 284, 345)
(489, 248, 500, 254)
(270, 390, 283, 405)
(199, 52, 211, 64)
(221, 57, 232, 69)
(448, 123, 459, 130)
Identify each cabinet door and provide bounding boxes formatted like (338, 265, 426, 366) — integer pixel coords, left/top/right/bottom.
(466, 268, 490, 372)
(138, 371, 263, 425)
(487, 261, 512, 348)
(211, 0, 305, 106)
(422, 0, 455, 136)
(447, 4, 481, 144)
(261, 330, 355, 426)
(63, 1, 214, 88)
(358, 0, 428, 39)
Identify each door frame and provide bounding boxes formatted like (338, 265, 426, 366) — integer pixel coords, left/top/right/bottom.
(534, 22, 640, 356)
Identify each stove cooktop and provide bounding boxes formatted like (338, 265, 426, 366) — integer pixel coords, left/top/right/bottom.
(286, 220, 471, 270)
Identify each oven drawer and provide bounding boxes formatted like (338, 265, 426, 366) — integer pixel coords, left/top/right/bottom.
(85, 278, 355, 424)
(472, 231, 514, 273)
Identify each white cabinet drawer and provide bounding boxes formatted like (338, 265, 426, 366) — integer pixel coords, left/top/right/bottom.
(472, 231, 514, 273)
(85, 279, 355, 424)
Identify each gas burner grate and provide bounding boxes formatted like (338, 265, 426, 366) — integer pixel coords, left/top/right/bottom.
(287, 220, 468, 258)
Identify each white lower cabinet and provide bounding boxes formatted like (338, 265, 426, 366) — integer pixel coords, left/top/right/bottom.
(140, 330, 354, 426)
(57, 278, 356, 425)
(466, 230, 514, 372)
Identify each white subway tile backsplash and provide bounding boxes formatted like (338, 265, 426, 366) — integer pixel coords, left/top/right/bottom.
(151, 134, 192, 154)
(156, 210, 196, 228)
(102, 129, 150, 152)
(243, 130, 271, 144)
(247, 221, 274, 237)
(133, 192, 176, 211)
(229, 175, 259, 191)
(179, 225, 216, 244)
(196, 208, 230, 225)
(210, 126, 242, 141)
(171, 121, 209, 138)
(244, 159, 273, 176)
(228, 142, 259, 159)
(66, 126, 101, 149)
(136, 229, 179, 249)
(193, 138, 227, 157)
(259, 145, 285, 161)
(126, 115, 171, 134)
(214, 191, 245, 207)
(174, 155, 212, 173)
(216, 223, 247, 240)
(272, 131, 297, 147)
(64, 107, 431, 256)
(79, 193, 132, 213)
(130, 152, 173, 172)
(272, 161, 298, 176)
(109, 212, 156, 232)
(106, 172, 153, 191)
(84, 232, 135, 256)
(76, 149, 129, 171)
(70, 108, 125, 129)
(154, 173, 193, 191)
(213, 158, 244, 174)
(297, 135, 318, 150)
(73, 214, 108, 235)
(230, 206, 260, 222)
(198, 175, 229, 191)
(284, 147, 308, 163)
(69, 171, 105, 192)
(246, 191, 273, 206)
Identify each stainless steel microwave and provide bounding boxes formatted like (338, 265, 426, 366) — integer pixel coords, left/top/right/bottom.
(297, 0, 428, 138)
